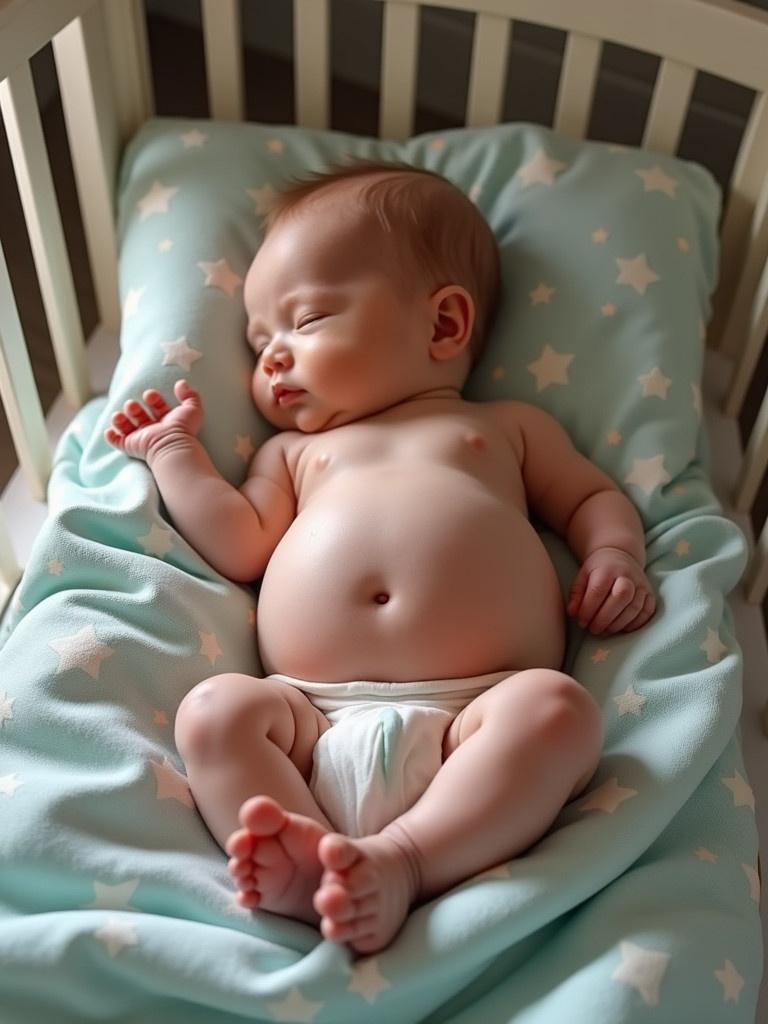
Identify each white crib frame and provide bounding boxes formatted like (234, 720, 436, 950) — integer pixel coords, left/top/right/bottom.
(1, 0, 768, 604)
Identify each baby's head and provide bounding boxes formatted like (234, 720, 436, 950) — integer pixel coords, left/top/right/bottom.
(244, 161, 501, 432)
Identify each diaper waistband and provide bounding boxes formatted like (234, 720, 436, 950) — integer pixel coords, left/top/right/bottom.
(268, 670, 512, 714)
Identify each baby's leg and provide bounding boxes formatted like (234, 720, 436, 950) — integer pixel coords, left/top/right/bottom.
(175, 673, 333, 922)
(314, 670, 602, 952)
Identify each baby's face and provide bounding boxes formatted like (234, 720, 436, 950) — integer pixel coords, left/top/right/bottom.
(244, 194, 437, 432)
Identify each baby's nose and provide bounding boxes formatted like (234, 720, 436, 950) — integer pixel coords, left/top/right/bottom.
(262, 342, 293, 371)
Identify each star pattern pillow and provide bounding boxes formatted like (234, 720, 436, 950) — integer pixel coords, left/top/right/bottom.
(116, 118, 720, 533)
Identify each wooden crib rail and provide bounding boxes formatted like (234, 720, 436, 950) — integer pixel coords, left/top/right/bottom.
(2, 0, 768, 608)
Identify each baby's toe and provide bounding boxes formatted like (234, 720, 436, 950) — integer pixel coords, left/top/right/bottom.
(317, 833, 360, 872)
(314, 882, 354, 920)
(225, 828, 255, 858)
(320, 914, 378, 943)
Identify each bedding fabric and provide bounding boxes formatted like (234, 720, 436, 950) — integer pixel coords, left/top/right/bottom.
(0, 118, 762, 1022)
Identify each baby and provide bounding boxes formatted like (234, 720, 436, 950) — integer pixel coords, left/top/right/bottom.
(105, 161, 655, 954)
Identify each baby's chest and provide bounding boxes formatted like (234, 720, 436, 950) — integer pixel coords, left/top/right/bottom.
(295, 416, 524, 495)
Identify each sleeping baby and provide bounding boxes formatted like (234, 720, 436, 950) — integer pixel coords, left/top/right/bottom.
(105, 161, 655, 954)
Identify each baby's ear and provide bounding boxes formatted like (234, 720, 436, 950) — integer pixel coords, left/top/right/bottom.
(429, 285, 475, 361)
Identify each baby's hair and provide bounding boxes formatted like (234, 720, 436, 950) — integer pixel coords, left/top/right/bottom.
(263, 160, 501, 364)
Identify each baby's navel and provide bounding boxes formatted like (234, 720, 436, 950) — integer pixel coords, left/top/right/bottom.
(465, 433, 487, 451)
(373, 592, 390, 605)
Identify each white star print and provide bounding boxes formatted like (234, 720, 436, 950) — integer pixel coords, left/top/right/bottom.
(714, 959, 744, 1003)
(197, 259, 243, 297)
(624, 455, 671, 496)
(158, 239, 174, 253)
(265, 986, 324, 1022)
(517, 148, 567, 187)
(94, 917, 139, 957)
(527, 344, 574, 392)
(87, 880, 141, 911)
(612, 941, 671, 1007)
(592, 228, 609, 243)
(694, 847, 717, 863)
(247, 184, 277, 215)
(616, 254, 660, 295)
(613, 686, 647, 716)
(234, 435, 255, 461)
(529, 282, 555, 305)
(161, 336, 203, 372)
(606, 430, 621, 446)
(701, 627, 728, 664)
(722, 770, 754, 811)
(180, 129, 207, 148)
(137, 181, 179, 220)
(347, 958, 392, 1004)
(675, 540, 690, 556)
(601, 303, 616, 317)
(150, 757, 195, 807)
(677, 237, 690, 252)
(742, 863, 760, 903)
(49, 625, 115, 680)
(138, 524, 174, 559)
(579, 777, 638, 814)
(0, 773, 23, 796)
(199, 631, 223, 665)
(122, 286, 145, 320)
(47, 559, 64, 575)
(638, 367, 672, 399)
(267, 138, 284, 154)
(635, 165, 678, 198)
(0, 690, 15, 726)
(591, 647, 610, 663)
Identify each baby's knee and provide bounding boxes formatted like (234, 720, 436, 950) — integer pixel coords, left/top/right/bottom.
(174, 673, 282, 763)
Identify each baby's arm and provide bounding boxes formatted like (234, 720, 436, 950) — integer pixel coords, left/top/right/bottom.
(499, 401, 655, 635)
(104, 380, 295, 582)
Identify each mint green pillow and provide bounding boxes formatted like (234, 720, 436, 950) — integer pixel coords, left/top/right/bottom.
(116, 117, 720, 533)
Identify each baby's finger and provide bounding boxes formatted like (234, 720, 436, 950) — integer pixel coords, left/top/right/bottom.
(122, 398, 153, 427)
(576, 571, 615, 627)
(567, 571, 588, 616)
(603, 589, 648, 634)
(110, 410, 137, 436)
(588, 577, 635, 633)
(622, 592, 657, 633)
(104, 427, 124, 448)
(174, 378, 201, 406)
(143, 389, 172, 418)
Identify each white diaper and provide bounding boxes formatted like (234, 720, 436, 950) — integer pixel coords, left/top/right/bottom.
(269, 671, 510, 837)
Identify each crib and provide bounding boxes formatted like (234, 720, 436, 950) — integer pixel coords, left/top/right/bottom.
(1, 0, 767, 1021)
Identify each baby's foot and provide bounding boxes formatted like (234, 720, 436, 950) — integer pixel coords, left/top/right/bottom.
(313, 828, 422, 953)
(225, 796, 328, 925)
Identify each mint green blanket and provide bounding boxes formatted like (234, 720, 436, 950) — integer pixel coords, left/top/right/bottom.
(0, 119, 762, 1021)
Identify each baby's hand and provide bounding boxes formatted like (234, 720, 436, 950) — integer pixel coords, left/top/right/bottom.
(566, 546, 656, 635)
(104, 379, 204, 462)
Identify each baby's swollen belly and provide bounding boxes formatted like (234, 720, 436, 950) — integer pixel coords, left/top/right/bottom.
(256, 481, 565, 683)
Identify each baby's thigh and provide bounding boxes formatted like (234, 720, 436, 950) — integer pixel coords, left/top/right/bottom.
(443, 669, 602, 770)
(175, 673, 331, 781)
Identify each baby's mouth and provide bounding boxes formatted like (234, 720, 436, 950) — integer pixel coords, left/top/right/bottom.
(273, 384, 306, 406)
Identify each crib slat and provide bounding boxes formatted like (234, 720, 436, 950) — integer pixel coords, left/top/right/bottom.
(0, 62, 90, 410)
(724, 180, 768, 418)
(553, 32, 602, 140)
(0, 510, 21, 612)
(466, 13, 511, 127)
(293, 0, 330, 130)
(0, 242, 52, 502)
(380, 1, 419, 140)
(52, 3, 121, 335)
(642, 58, 695, 154)
(733, 313, 768, 514)
(102, 0, 154, 140)
(201, 0, 244, 121)
(712, 91, 768, 356)
(744, 521, 768, 605)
